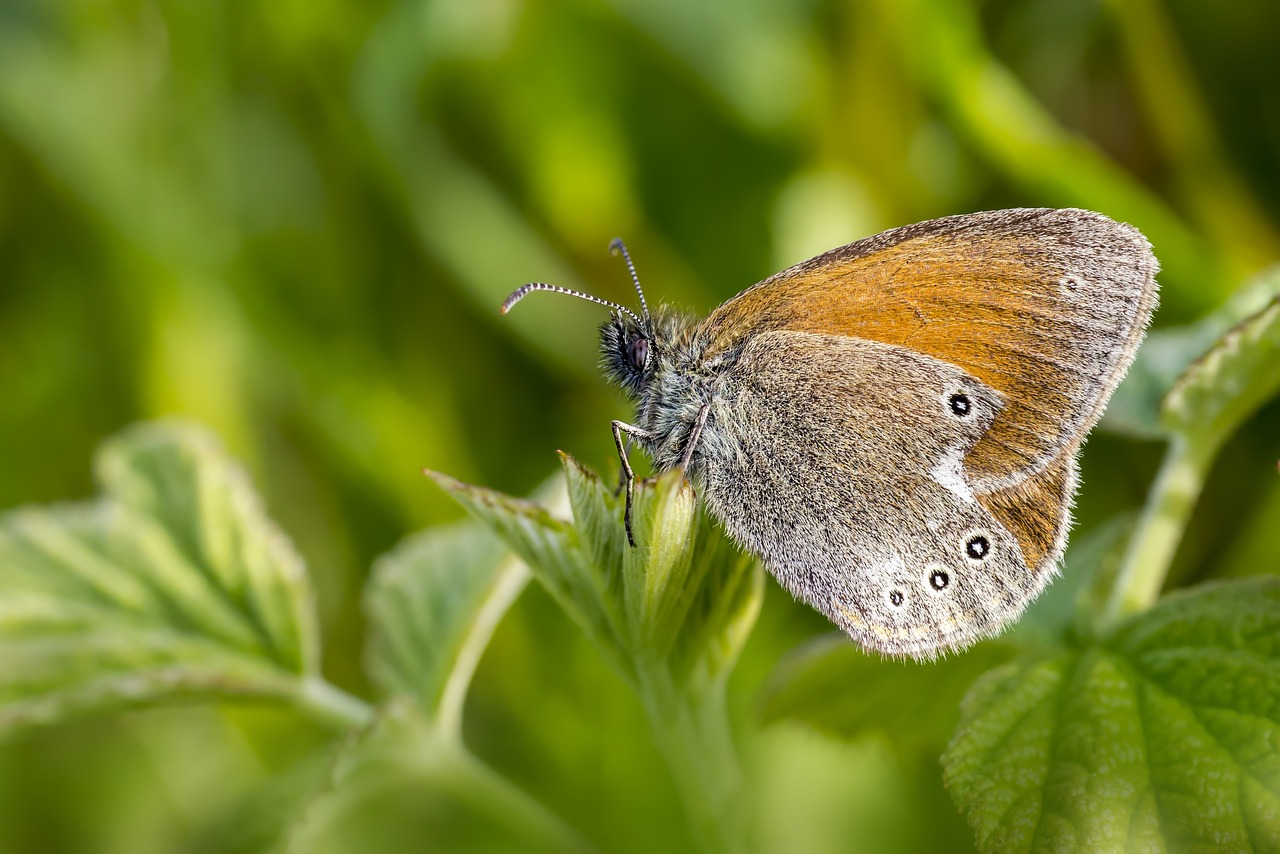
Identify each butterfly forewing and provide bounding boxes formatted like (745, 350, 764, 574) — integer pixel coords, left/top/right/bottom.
(697, 208, 1159, 490)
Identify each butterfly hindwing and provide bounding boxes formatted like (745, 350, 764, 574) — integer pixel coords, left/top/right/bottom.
(695, 330, 1060, 657)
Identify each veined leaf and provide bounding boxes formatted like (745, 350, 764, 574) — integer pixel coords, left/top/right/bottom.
(423, 466, 632, 677)
(1106, 265, 1280, 439)
(427, 457, 763, 851)
(427, 456, 763, 691)
(944, 577, 1280, 853)
(364, 522, 523, 733)
(1163, 295, 1280, 447)
(0, 421, 322, 733)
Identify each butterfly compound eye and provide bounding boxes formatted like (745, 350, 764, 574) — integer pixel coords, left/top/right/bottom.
(627, 336, 649, 372)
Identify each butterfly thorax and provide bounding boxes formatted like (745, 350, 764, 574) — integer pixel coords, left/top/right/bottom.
(600, 307, 725, 473)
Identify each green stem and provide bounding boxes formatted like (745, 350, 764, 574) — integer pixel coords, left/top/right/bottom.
(292, 675, 376, 731)
(1102, 434, 1217, 626)
(437, 741, 600, 854)
(637, 664, 744, 854)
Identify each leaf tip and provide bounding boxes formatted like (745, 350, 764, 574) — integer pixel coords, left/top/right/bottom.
(422, 468, 462, 491)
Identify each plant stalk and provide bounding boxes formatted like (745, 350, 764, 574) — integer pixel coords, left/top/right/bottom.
(1102, 434, 1217, 627)
(294, 675, 376, 731)
(637, 663, 744, 854)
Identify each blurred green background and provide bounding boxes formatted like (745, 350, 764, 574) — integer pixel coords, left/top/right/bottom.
(1, 0, 1278, 851)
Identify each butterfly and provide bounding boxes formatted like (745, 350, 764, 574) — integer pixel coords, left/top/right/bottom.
(503, 209, 1158, 658)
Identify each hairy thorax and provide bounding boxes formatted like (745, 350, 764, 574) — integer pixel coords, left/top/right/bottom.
(633, 313, 743, 475)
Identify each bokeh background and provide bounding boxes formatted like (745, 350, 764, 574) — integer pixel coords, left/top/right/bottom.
(2, 0, 1279, 851)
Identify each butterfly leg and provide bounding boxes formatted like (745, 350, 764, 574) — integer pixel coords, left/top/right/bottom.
(679, 404, 711, 471)
(612, 420, 653, 547)
(613, 434, 632, 498)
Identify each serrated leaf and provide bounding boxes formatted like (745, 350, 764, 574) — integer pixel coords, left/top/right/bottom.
(760, 637, 1016, 757)
(621, 467, 711, 657)
(1105, 265, 1280, 438)
(98, 422, 319, 671)
(670, 533, 762, 688)
(1163, 296, 1280, 446)
(427, 456, 763, 690)
(424, 466, 631, 677)
(557, 456, 705, 656)
(427, 456, 762, 849)
(0, 421, 321, 733)
(944, 577, 1280, 853)
(364, 521, 526, 732)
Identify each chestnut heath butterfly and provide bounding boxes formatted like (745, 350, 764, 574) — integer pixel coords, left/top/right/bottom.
(501, 209, 1158, 658)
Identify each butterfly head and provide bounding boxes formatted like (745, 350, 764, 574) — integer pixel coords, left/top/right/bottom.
(501, 237, 662, 400)
(599, 310, 655, 397)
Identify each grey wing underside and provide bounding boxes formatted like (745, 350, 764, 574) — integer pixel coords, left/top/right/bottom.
(696, 330, 1073, 658)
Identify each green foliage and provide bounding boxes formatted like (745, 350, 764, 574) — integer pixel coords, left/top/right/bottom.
(759, 639, 1016, 758)
(364, 521, 527, 731)
(3, 0, 1280, 851)
(426, 458, 763, 692)
(0, 422, 327, 732)
(1107, 266, 1280, 439)
(1163, 292, 1280, 446)
(0, 296, 1277, 852)
(945, 578, 1280, 853)
(427, 457, 763, 852)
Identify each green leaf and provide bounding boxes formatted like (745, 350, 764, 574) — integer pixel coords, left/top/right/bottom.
(364, 520, 527, 734)
(1163, 295, 1280, 447)
(427, 455, 763, 691)
(428, 457, 762, 852)
(0, 421, 325, 733)
(97, 420, 319, 672)
(1096, 267, 1280, 634)
(1105, 265, 1280, 438)
(944, 577, 1280, 853)
(423, 465, 632, 678)
(760, 637, 1016, 757)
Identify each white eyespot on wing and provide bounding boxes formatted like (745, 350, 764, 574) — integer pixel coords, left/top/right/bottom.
(925, 565, 951, 594)
(930, 447, 976, 504)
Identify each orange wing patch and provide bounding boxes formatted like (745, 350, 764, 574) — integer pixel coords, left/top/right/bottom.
(697, 209, 1158, 489)
(977, 452, 1076, 576)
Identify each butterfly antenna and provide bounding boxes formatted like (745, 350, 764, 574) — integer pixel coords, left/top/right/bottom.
(500, 282, 643, 324)
(609, 238, 651, 325)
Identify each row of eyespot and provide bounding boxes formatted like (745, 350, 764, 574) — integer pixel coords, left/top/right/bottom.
(887, 533, 990, 606)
